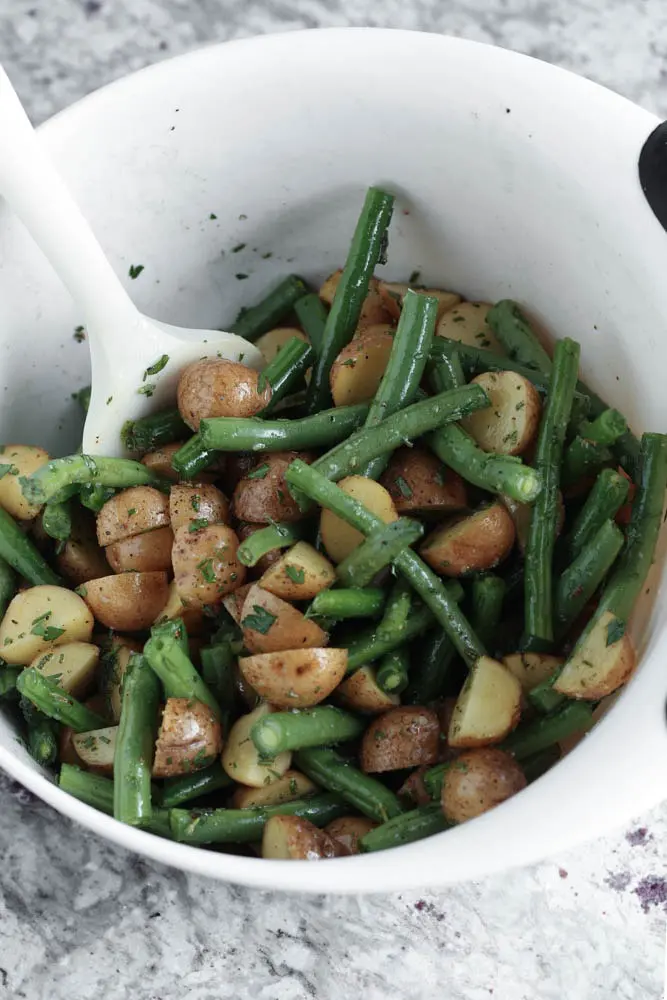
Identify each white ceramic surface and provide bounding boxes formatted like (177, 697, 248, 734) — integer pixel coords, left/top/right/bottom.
(0, 28, 665, 894)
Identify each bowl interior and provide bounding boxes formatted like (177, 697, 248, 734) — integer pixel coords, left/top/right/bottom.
(0, 29, 665, 890)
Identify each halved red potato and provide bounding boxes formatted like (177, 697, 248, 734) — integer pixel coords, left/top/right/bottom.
(420, 502, 515, 576)
(238, 647, 347, 708)
(448, 656, 522, 748)
(379, 448, 467, 515)
(460, 372, 541, 456)
(240, 585, 328, 655)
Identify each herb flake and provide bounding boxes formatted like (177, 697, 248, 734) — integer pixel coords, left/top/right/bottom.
(285, 565, 305, 585)
(143, 354, 169, 380)
(241, 605, 277, 635)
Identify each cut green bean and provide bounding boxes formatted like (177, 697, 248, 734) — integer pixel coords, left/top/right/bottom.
(261, 337, 314, 416)
(199, 403, 370, 453)
(236, 520, 308, 567)
(345, 604, 437, 672)
(0, 508, 61, 585)
(60, 765, 172, 837)
(502, 702, 593, 759)
(200, 643, 237, 724)
(27, 715, 58, 767)
(336, 519, 424, 589)
(487, 299, 553, 374)
(143, 635, 221, 719)
(527, 671, 566, 715)
(375, 648, 410, 695)
(0, 554, 17, 619)
(169, 792, 346, 845)
(171, 433, 216, 480)
(360, 803, 448, 853)
(562, 437, 612, 487)
(114, 653, 160, 827)
(471, 575, 506, 651)
(0, 666, 21, 699)
(251, 705, 365, 756)
(524, 338, 581, 646)
(161, 763, 233, 808)
(41, 500, 72, 544)
(565, 467, 630, 559)
(554, 519, 624, 637)
(294, 293, 328, 355)
(230, 274, 309, 342)
(308, 587, 385, 620)
(295, 747, 402, 822)
(151, 617, 189, 656)
(521, 746, 561, 783)
(403, 629, 455, 705)
(376, 577, 413, 641)
(578, 408, 628, 446)
(428, 425, 541, 503)
(121, 408, 189, 454)
(79, 483, 115, 513)
(20, 455, 166, 505)
(306, 187, 394, 413)
(16, 668, 106, 732)
(430, 346, 466, 393)
(361, 290, 438, 478)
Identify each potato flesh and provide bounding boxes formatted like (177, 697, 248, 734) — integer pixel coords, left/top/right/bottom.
(222, 702, 292, 787)
(82, 572, 170, 632)
(153, 579, 205, 636)
(261, 814, 338, 860)
(254, 327, 309, 365)
(501, 492, 565, 555)
(169, 483, 229, 532)
(436, 301, 503, 353)
(233, 452, 314, 525)
(230, 769, 317, 809)
(441, 748, 527, 823)
(102, 639, 141, 723)
(177, 358, 271, 430)
(320, 476, 398, 564)
(152, 697, 223, 778)
(378, 282, 461, 322)
(172, 523, 246, 608)
(330, 330, 394, 407)
(319, 272, 396, 330)
(106, 525, 174, 574)
(448, 656, 522, 748)
(30, 641, 100, 698)
(360, 707, 440, 773)
(335, 665, 400, 714)
(258, 542, 336, 601)
(502, 652, 564, 693)
(420, 502, 515, 576)
(239, 647, 346, 708)
(554, 610, 637, 700)
(0, 445, 50, 520)
(222, 583, 253, 625)
(461, 372, 541, 456)
(0, 585, 94, 664)
(72, 726, 118, 773)
(379, 447, 467, 515)
(96, 486, 170, 546)
(240, 584, 328, 655)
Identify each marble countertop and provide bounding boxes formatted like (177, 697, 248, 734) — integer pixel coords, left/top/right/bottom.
(0, 2, 666, 998)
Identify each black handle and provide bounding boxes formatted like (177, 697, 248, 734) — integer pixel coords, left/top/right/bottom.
(639, 120, 667, 233)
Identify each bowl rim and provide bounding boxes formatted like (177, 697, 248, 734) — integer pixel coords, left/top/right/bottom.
(0, 26, 664, 893)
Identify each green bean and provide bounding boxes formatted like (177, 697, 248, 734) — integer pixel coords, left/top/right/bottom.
(305, 187, 394, 413)
(16, 669, 106, 732)
(294, 293, 328, 355)
(428, 425, 541, 503)
(143, 635, 221, 719)
(79, 483, 115, 513)
(565, 468, 630, 559)
(161, 764, 233, 809)
(199, 404, 370, 453)
(285, 460, 486, 667)
(236, 520, 308, 567)
(376, 577, 413, 640)
(336, 519, 424, 588)
(150, 617, 189, 656)
(521, 746, 561, 783)
(554, 520, 624, 638)
(345, 605, 436, 672)
(121, 408, 189, 454)
(527, 671, 566, 715)
(169, 793, 346, 845)
(422, 761, 448, 800)
(59, 765, 172, 836)
(361, 290, 438, 478)
(360, 803, 448, 852)
(577, 381, 641, 477)
(502, 702, 593, 760)
(295, 747, 402, 822)
(578, 408, 628, 446)
(430, 346, 466, 393)
(20, 455, 166, 506)
(375, 648, 410, 695)
(171, 433, 216, 480)
(114, 653, 160, 827)
(471, 575, 506, 651)
(261, 337, 315, 416)
(230, 275, 309, 342)
(308, 587, 385, 620)
(0, 554, 17, 619)
(0, 508, 60, 585)
(486, 299, 553, 373)
(200, 643, 236, 725)
(26, 715, 58, 767)
(561, 437, 612, 487)
(251, 706, 365, 756)
(41, 500, 72, 544)
(403, 630, 455, 705)
(0, 666, 21, 699)
(524, 338, 581, 646)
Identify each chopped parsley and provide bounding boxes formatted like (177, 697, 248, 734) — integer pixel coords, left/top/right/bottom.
(515, 400, 525, 411)
(341, 358, 357, 367)
(231, 243, 246, 253)
(73, 326, 86, 342)
(127, 508, 137, 517)
(247, 464, 270, 480)
(128, 264, 145, 279)
(143, 354, 170, 380)
(235, 273, 249, 280)
(189, 518, 209, 532)
(209, 213, 217, 220)
(197, 558, 216, 583)
(395, 476, 413, 499)
(30, 611, 65, 642)
(408, 270, 421, 285)
(240, 605, 277, 634)
(606, 618, 625, 646)
(0, 464, 18, 480)
(190, 494, 201, 512)
(285, 565, 305, 585)
(137, 384, 156, 397)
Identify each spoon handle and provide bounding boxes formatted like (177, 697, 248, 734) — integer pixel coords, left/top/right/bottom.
(0, 64, 139, 354)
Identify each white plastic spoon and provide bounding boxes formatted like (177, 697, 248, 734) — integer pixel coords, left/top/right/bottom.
(0, 64, 262, 457)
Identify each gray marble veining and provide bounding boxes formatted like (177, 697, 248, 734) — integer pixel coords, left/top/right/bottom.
(0, 1, 666, 998)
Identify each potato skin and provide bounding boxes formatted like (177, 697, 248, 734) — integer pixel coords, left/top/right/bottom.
(261, 814, 339, 860)
(177, 358, 271, 430)
(152, 697, 223, 778)
(553, 610, 637, 700)
(240, 585, 328, 654)
(83, 572, 170, 632)
(258, 542, 336, 600)
(360, 707, 440, 773)
(379, 448, 467, 515)
(324, 816, 377, 855)
(172, 523, 245, 608)
(222, 583, 253, 625)
(106, 525, 174, 573)
(441, 748, 527, 823)
(420, 502, 516, 576)
(56, 510, 111, 585)
(169, 483, 229, 531)
(232, 452, 314, 524)
(335, 665, 400, 715)
(230, 769, 317, 809)
(329, 329, 394, 407)
(141, 442, 184, 482)
(320, 272, 397, 330)
(238, 647, 347, 708)
(96, 486, 170, 546)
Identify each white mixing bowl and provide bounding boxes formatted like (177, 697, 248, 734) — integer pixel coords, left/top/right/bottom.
(0, 29, 665, 893)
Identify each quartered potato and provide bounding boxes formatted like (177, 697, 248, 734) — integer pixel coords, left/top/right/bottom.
(0, 445, 49, 519)
(441, 748, 526, 823)
(360, 707, 440, 773)
(448, 656, 522, 748)
(177, 357, 271, 430)
(233, 452, 314, 524)
(56, 510, 111, 586)
(0, 585, 94, 665)
(501, 492, 565, 555)
(319, 271, 397, 330)
(261, 814, 338, 860)
(259, 542, 336, 601)
(335, 665, 400, 715)
(152, 697, 223, 778)
(96, 486, 170, 546)
(320, 476, 398, 563)
(222, 702, 292, 787)
(329, 328, 394, 407)
(172, 523, 245, 608)
(230, 769, 317, 809)
(30, 641, 100, 697)
(238, 647, 347, 708)
(379, 448, 467, 516)
(72, 726, 118, 773)
(254, 327, 309, 365)
(106, 525, 174, 573)
(239, 585, 328, 654)
(169, 483, 229, 532)
(378, 281, 461, 321)
(82, 572, 170, 631)
(99, 635, 142, 722)
(222, 583, 253, 625)
(436, 301, 503, 353)
(420, 502, 515, 576)
(502, 652, 564, 693)
(141, 442, 184, 482)
(397, 767, 432, 807)
(461, 372, 541, 455)
(553, 610, 637, 700)
(153, 579, 205, 636)
(325, 816, 378, 855)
